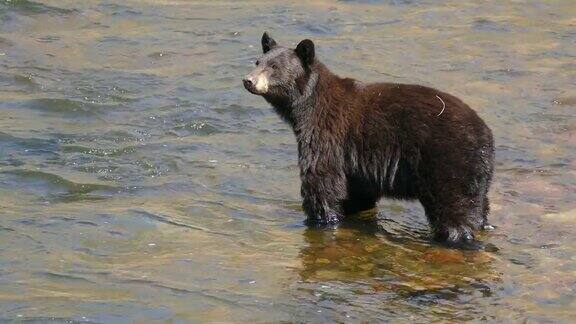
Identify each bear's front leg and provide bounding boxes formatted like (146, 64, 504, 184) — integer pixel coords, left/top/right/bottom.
(300, 171, 347, 225)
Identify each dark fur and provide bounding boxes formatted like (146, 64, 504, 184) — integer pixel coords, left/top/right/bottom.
(243, 33, 495, 247)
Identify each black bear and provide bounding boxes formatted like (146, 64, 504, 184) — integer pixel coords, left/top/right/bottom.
(243, 33, 495, 248)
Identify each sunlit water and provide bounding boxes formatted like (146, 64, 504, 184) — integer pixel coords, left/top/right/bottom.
(0, 0, 575, 322)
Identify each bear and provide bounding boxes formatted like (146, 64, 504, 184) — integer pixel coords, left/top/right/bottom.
(243, 32, 495, 249)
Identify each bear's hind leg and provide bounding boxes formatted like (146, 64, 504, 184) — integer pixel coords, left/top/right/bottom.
(420, 193, 485, 250)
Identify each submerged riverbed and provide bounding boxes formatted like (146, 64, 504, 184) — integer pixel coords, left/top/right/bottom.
(0, 0, 575, 322)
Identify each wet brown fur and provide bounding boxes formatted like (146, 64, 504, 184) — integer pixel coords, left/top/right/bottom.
(244, 34, 495, 248)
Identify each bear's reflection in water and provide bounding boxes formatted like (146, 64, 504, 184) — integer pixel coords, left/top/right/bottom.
(298, 209, 500, 296)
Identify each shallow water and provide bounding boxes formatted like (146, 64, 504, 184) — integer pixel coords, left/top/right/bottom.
(1, 0, 575, 322)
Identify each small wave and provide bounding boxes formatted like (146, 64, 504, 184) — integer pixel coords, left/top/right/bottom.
(131, 209, 233, 237)
(35, 270, 96, 284)
(61, 144, 137, 157)
(339, 0, 421, 5)
(0, 131, 59, 153)
(473, 18, 510, 33)
(0, 0, 76, 15)
(168, 121, 221, 137)
(24, 98, 115, 116)
(0, 169, 118, 201)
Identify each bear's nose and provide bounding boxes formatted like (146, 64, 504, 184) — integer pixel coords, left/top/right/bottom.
(243, 77, 253, 88)
(243, 76, 257, 93)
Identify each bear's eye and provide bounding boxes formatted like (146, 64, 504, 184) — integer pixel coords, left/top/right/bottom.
(270, 63, 278, 69)
(255, 60, 260, 66)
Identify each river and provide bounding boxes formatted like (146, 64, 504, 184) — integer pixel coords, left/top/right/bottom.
(0, 0, 575, 322)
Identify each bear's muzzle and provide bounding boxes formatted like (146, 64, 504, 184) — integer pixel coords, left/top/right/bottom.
(243, 72, 269, 95)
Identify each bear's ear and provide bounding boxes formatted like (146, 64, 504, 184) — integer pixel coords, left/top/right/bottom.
(261, 32, 277, 53)
(295, 39, 315, 66)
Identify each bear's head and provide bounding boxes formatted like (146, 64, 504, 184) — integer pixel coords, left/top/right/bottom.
(243, 32, 316, 102)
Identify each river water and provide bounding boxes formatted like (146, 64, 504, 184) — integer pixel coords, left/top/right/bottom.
(1, 0, 575, 322)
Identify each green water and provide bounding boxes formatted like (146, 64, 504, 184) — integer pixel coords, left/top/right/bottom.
(0, 0, 575, 322)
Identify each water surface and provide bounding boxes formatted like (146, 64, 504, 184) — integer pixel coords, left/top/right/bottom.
(1, 0, 575, 322)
